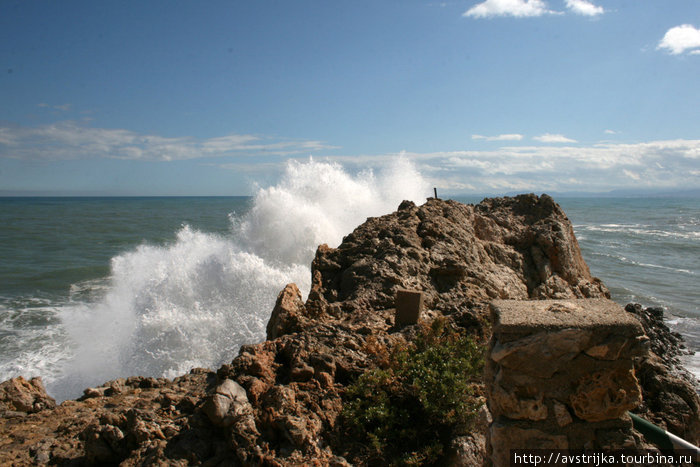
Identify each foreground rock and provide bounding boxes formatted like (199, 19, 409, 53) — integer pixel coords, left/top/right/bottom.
(0, 372, 224, 466)
(0, 195, 697, 465)
(0, 376, 56, 415)
(626, 304, 700, 444)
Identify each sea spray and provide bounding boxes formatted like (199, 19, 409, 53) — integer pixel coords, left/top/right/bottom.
(50, 158, 430, 400)
(234, 157, 429, 265)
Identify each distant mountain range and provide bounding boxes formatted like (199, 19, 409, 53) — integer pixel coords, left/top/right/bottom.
(451, 188, 700, 199)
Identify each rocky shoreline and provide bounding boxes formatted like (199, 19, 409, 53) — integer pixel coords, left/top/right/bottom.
(1, 195, 698, 465)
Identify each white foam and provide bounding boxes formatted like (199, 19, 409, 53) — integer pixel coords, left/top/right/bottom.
(47, 158, 429, 400)
(0, 299, 70, 386)
(668, 315, 700, 383)
(681, 354, 700, 384)
(235, 158, 429, 266)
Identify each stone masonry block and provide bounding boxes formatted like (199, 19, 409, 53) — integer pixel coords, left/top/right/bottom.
(487, 299, 649, 466)
(570, 366, 641, 422)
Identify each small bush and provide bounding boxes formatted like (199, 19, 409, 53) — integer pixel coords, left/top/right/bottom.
(341, 319, 484, 465)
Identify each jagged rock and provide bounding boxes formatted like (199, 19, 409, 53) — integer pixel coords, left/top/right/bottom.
(0, 195, 697, 465)
(266, 283, 307, 340)
(626, 303, 696, 378)
(0, 376, 56, 414)
(307, 195, 608, 323)
(217, 195, 612, 465)
(0, 368, 221, 465)
(627, 304, 700, 445)
(82, 387, 107, 399)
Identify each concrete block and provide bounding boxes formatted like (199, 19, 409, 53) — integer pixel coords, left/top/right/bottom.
(395, 289, 423, 326)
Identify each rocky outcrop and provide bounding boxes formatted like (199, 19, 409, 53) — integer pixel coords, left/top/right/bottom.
(626, 304, 700, 444)
(266, 282, 308, 340)
(0, 371, 224, 465)
(212, 195, 613, 465)
(306, 195, 608, 322)
(0, 195, 697, 465)
(0, 376, 56, 416)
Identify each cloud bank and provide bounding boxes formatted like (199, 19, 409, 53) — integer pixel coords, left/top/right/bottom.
(533, 133, 577, 143)
(2, 121, 698, 195)
(328, 139, 700, 194)
(0, 121, 336, 161)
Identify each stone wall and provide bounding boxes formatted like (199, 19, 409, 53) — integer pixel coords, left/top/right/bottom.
(486, 299, 650, 467)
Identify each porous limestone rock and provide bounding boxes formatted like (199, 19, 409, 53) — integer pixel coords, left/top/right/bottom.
(570, 367, 642, 422)
(627, 304, 700, 445)
(219, 195, 612, 465)
(0, 376, 55, 414)
(491, 383, 548, 421)
(266, 283, 307, 340)
(490, 328, 593, 378)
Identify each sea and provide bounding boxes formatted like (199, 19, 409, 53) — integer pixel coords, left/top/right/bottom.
(1, 160, 698, 401)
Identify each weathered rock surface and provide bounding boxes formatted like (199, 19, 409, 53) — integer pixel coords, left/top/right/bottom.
(217, 195, 610, 464)
(0, 376, 56, 415)
(1, 371, 222, 466)
(266, 283, 308, 341)
(626, 303, 700, 445)
(0, 195, 697, 465)
(306, 195, 609, 323)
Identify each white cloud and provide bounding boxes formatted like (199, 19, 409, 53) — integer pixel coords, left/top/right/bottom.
(604, 129, 618, 135)
(463, 0, 553, 18)
(0, 121, 337, 161)
(533, 133, 577, 143)
(215, 161, 286, 173)
(622, 169, 641, 181)
(657, 24, 700, 55)
(37, 103, 72, 111)
(472, 133, 524, 141)
(564, 0, 603, 16)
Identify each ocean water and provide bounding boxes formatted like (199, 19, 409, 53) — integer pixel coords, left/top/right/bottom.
(0, 160, 697, 401)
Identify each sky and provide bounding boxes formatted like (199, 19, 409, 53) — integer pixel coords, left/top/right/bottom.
(1, 0, 698, 196)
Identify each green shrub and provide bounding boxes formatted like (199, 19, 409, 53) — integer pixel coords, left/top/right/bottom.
(341, 319, 484, 465)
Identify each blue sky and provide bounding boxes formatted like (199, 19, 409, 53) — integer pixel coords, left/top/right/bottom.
(1, 0, 698, 195)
